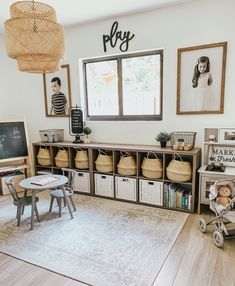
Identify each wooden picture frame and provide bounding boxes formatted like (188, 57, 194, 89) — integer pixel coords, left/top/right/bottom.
(177, 42, 227, 115)
(43, 64, 72, 117)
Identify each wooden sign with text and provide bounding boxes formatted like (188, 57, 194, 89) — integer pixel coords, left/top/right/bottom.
(103, 21, 135, 53)
(208, 145, 235, 167)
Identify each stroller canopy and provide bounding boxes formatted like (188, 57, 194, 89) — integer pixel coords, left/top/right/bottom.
(209, 179, 235, 201)
(209, 179, 235, 223)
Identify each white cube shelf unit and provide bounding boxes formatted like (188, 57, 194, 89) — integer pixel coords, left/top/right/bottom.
(33, 142, 201, 213)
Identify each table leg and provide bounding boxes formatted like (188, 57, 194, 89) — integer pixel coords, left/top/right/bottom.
(62, 186, 73, 219)
(31, 192, 35, 230)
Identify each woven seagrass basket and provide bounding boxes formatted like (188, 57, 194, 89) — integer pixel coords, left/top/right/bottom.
(55, 148, 69, 168)
(117, 151, 136, 176)
(141, 152, 163, 179)
(75, 149, 89, 169)
(37, 147, 51, 166)
(95, 150, 113, 173)
(166, 154, 192, 182)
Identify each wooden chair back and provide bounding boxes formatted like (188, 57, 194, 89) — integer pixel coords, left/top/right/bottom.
(61, 168, 77, 193)
(5, 179, 20, 203)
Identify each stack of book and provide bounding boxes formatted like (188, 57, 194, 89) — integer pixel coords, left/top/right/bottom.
(163, 183, 192, 210)
(31, 176, 59, 186)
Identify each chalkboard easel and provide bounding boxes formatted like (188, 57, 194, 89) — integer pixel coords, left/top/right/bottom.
(69, 106, 84, 143)
(0, 119, 31, 189)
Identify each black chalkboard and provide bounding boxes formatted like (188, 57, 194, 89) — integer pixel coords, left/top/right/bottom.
(71, 108, 83, 134)
(0, 121, 28, 161)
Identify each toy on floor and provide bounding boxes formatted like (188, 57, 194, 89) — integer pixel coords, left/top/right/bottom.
(198, 179, 235, 247)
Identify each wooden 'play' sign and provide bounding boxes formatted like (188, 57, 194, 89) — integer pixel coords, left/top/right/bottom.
(103, 21, 135, 53)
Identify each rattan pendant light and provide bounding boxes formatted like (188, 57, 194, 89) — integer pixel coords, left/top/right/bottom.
(4, 0, 65, 73)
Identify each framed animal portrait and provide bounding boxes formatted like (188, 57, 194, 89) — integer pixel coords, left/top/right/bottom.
(43, 64, 72, 117)
(176, 42, 227, 115)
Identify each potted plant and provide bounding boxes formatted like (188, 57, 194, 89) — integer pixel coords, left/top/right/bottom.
(83, 127, 92, 143)
(155, 132, 171, 147)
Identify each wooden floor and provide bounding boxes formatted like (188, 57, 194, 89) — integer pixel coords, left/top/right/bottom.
(0, 195, 235, 286)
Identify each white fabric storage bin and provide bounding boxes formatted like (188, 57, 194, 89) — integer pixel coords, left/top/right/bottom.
(115, 176, 137, 201)
(74, 172, 90, 193)
(139, 179, 163, 206)
(94, 173, 114, 197)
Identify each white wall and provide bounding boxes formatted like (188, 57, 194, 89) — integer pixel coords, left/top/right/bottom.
(1, 0, 235, 148)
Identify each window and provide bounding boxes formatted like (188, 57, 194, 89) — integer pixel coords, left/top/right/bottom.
(83, 50, 163, 121)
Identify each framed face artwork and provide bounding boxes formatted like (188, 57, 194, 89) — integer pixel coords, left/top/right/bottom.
(176, 42, 227, 115)
(43, 64, 72, 117)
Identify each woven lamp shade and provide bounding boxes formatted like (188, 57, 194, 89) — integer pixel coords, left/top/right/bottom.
(4, 0, 65, 73)
(17, 55, 60, 73)
(10, 1, 56, 21)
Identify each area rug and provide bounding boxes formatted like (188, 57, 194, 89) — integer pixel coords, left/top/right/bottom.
(0, 191, 188, 286)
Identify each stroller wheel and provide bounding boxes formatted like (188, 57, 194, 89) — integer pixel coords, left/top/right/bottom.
(198, 218, 207, 233)
(213, 230, 224, 248)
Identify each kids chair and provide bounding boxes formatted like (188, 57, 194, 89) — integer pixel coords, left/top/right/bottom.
(5, 178, 40, 226)
(49, 168, 77, 217)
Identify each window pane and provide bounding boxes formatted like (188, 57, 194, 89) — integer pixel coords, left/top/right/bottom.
(86, 61, 118, 116)
(122, 55, 161, 115)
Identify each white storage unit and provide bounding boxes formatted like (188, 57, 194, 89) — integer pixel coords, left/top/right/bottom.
(74, 172, 90, 193)
(139, 179, 163, 206)
(115, 176, 137, 201)
(0, 172, 25, 195)
(94, 173, 114, 197)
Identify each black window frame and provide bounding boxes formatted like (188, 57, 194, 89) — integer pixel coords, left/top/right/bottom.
(83, 49, 163, 121)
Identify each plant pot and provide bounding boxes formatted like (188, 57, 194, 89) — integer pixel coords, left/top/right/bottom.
(84, 137, 91, 144)
(160, 141, 167, 148)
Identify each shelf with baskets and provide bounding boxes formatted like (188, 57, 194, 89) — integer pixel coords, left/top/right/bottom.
(32, 142, 201, 213)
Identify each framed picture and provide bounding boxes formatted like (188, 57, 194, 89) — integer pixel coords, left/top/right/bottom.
(43, 64, 72, 117)
(219, 128, 235, 143)
(177, 42, 227, 115)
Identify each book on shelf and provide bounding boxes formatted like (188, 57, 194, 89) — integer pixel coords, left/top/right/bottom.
(31, 176, 59, 186)
(163, 183, 192, 210)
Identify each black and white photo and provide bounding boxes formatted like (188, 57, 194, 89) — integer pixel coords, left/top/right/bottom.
(43, 64, 72, 117)
(177, 42, 227, 115)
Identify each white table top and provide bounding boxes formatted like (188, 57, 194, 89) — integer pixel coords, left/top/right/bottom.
(19, 174, 68, 190)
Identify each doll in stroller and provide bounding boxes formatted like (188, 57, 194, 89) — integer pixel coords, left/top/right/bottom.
(199, 179, 235, 247)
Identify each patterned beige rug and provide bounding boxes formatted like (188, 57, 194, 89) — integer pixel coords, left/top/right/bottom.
(0, 191, 188, 286)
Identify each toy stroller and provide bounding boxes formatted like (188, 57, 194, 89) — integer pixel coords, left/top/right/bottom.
(199, 179, 235, 247)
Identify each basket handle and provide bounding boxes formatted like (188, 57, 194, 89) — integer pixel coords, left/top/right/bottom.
(120, 150, 133, 157)
(40, 144, 48, 149)
(173, 153, 183, 161)
(73, 147, 83, 152)
(147, 152, 158, 158)
(98, 149, 109, 156)
(58, 146, 66, 151)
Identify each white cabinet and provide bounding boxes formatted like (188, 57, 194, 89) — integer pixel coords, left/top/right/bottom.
(74, 172, 90, 193)
(94, 173, 114, 197)
(139, 179, 163, 206)
(115, 176, 137, 201)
